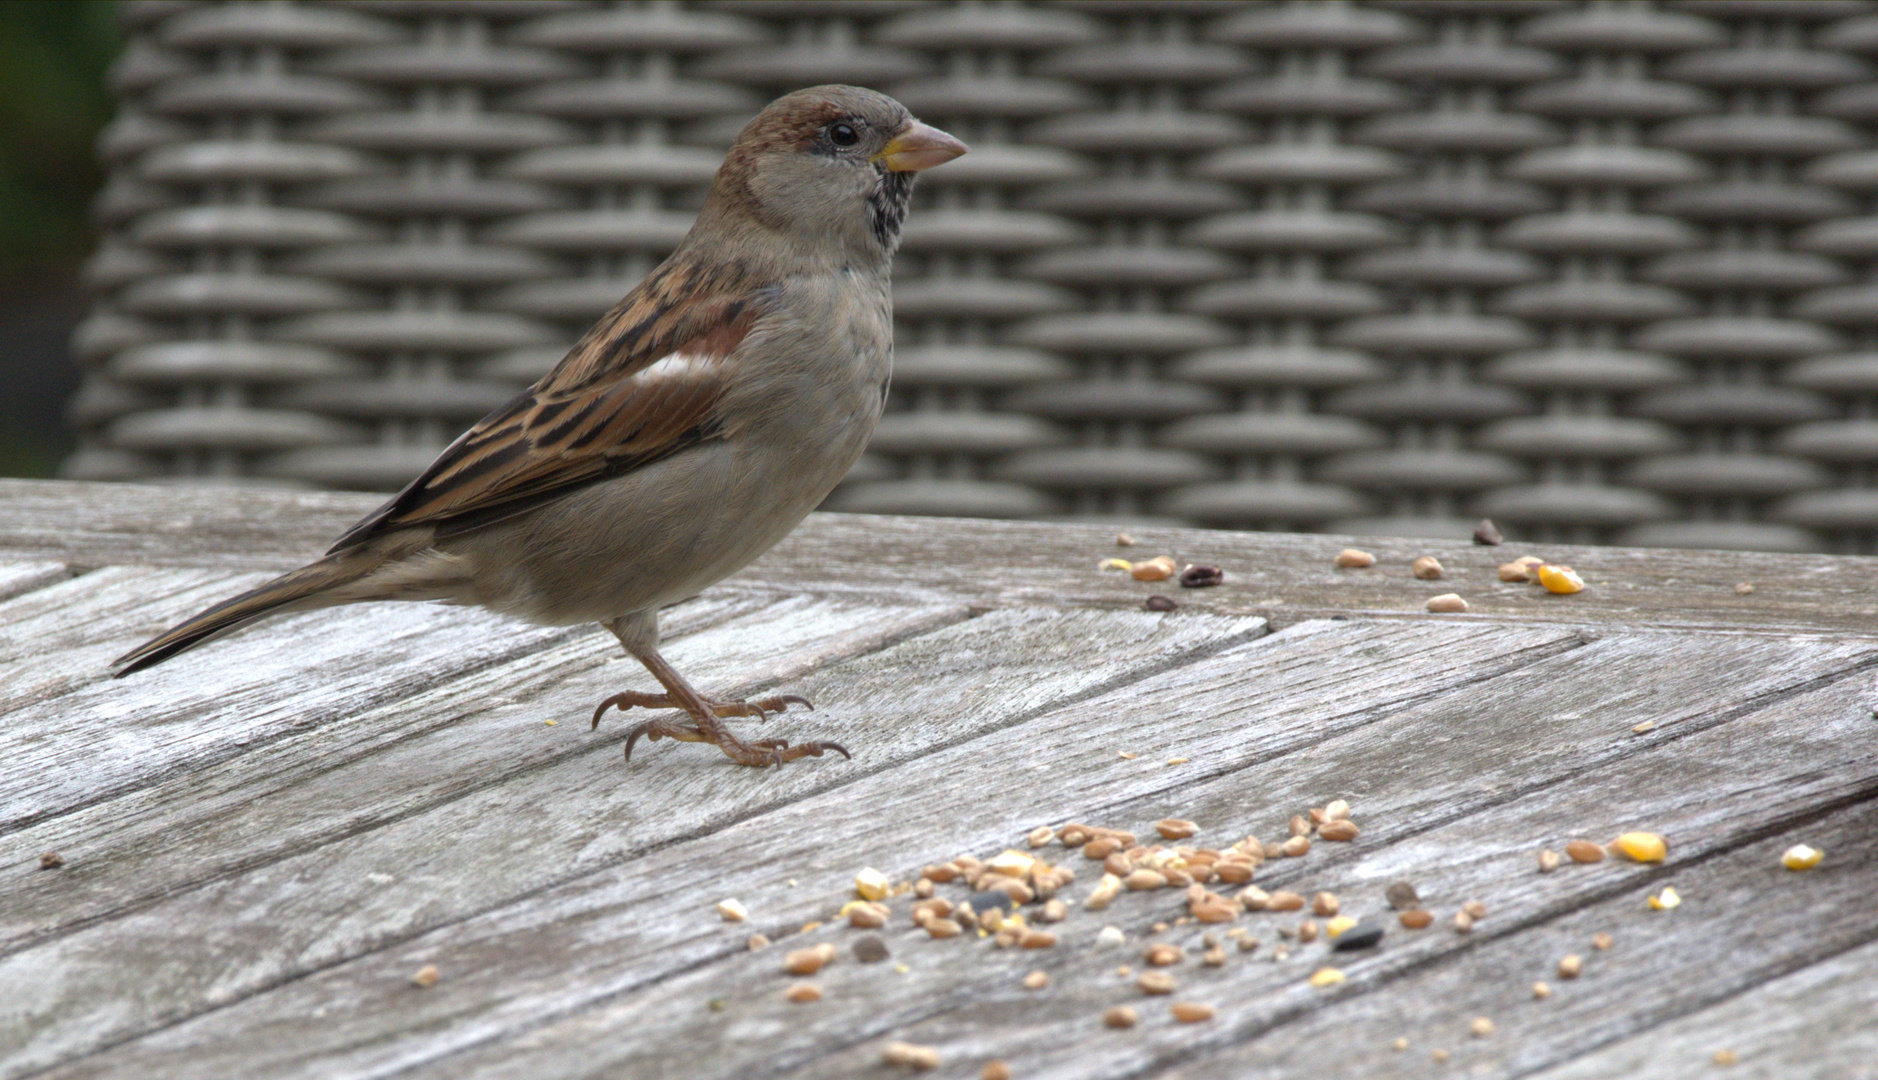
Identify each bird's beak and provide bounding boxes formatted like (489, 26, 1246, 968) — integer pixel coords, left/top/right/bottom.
(874, 121, 969, 173)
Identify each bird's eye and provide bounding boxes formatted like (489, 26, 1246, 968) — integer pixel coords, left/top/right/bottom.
(829, 123, 859, 147)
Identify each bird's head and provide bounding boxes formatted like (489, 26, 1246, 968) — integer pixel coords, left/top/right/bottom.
(699, 85, 968, 268)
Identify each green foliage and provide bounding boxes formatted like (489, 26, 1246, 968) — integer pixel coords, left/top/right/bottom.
(0, 0, 118, 278)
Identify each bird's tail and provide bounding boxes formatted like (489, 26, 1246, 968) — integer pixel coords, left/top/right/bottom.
(113, 553, 376, 676)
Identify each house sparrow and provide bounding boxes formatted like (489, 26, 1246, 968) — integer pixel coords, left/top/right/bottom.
(114, 85, 967, 768)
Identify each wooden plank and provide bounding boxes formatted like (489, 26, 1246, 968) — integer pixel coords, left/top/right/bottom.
(0, 591, 921, 950)
(161, 625, 1873, 1080)
(0, 559, 72, 603)
(0, 607, 1265, 1077)
(15, 618, 1581, 1080)
(8, 478, 1878, 634)
(1529, 936, 1878, 1080)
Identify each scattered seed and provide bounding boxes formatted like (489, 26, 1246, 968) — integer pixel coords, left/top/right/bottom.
(1096, 925, 1126, 947)
(1425, 593, 1468, 613)
(1593, 933, 1614, 951)
(1027, 826, 1055, 848)
(1179, 565, 1225, 588)
(1462, 900, 1487, 920)
(1144, 595, 1177, 612)
(1538, 565, 1584, 594)
(1289, 814, 1311, 837)
(1498, 562, 1533, 582)
(1734, 583, 1754, 596)
(1133, 556, 1178, 582)
(1333, 548, 1376, 568)
(1399, 909, 1434, 929)
(1612, 832, 1668, 863)
(1116, 533, 1136, 547)
(1312, 892, 1341, 917)
(1558, 954, 1583, 979)
(1240, 887, 1271, 911)
(1145, 944, 1183, 967)
(1533, 981, 1552, 999)
(1332, 921, 1384, 951)
(1310, 967, 1346, 988)
(1023, 970, 1049, 990)
(882, 1041, 940, 1070)
(1631, 720, 1656, 735)
(855, 867, 890, 901)
(923, 863, 959, 883)
(1237, 935, 1260, 953)
(785, 944, 837, 975)
(785, 982, 822, 1003)
(926, 918, 962, 939)
(1296, 921, 1319, 944)
(1474, 519, 1504, 546)
(410, 965, 439, 988)
(1392, 1037, 1410, 1051)
(748, 934, 771, 951)
(1782, 844, 1824, 870)
(914, 878, 934, 899)
(1262, 840, 1285, 859)
(853, 935, 890, 963)
(1156, 818, 1199, 840)
(1280, 835, 1311, 857)
(1171, 1001, 1216, 1023)
(1385, 881, 1420, 910)
(1101, 558, 1134, 572)
(1471, 1017, 1495, 1038)
(1125, 869, 1168, 891)
(1538, 849, 1562, 873)
(1318, 820, 1359, 842)
(1104, 1006, 1138, 1029)
(1432, 1049, 1450, 1063)
(38, 851, 63, 870)
(1566, 840, 1605, 864)
(845, 901, 889, 929)
(1648, 887, 1681, 911)
(1268, 890, 1306, 912)
(1714, 1048, 1739, 1066)
(1453, 911, 1474, 933)
(987, 850, 1035, 877)
(1412, 556, 1444, 580)
(1137, 971, 1177, 995)
(983, 1061, 1013, 1080)
(1117, 751, 1138, 760)
(1039, 899, 1069, 923)
(1166, 757, 1189, 765)
(800, 921, 823, 934)
(1324, 799, 1351, 821)
(1084, 838, 1119, 860)
(1021, 931, 1058, 949)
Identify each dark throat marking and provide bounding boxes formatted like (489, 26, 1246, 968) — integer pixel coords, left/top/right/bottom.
(868, 168, 914, 252)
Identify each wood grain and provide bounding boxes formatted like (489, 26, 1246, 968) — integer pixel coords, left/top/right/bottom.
(0, 607, 1262, 1077)
(8, 479, 1878, 634)
(0, 559, 72, 603)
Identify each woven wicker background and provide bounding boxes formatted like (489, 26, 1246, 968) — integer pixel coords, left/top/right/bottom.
(68, 0, 1878, 552)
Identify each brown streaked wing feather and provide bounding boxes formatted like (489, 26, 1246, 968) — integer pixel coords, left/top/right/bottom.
(327, 270, 762, 554)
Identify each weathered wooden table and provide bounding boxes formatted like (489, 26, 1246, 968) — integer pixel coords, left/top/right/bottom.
(2, 478, 1874, 1080)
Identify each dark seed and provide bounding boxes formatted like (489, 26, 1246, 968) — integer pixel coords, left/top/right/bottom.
(1144, 595, 1177, 612)
(966, 890, 1014, 915)
(852, 935, 890, 963)
(1473, 519, 1504, 546)
(1385, 881, 1420, 911)
(1332, 921, 1385, 951)
(39, 851, 64, 870)
(1179, 565, 1225, 588)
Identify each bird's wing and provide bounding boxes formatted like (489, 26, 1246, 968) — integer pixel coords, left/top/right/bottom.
(328, 264, 767, 553)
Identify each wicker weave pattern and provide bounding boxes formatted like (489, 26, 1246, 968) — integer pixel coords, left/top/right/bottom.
(70, 0, 1878, 552)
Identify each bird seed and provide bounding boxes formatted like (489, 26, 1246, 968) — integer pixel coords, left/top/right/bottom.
(1240, 887, 1271, 911)
(1027, 826, 1055, 848)
(1023, 970, 1049, 990)
(1280, 836, 1311, 857)
(1145, 944, 1183, 967)
(1325, 916, 1357, 939)
(1782, 844, 1823, 870)
(1022, 931, 1058, 949)
(1203, 947, 1227, 966)
(1565, 840, 1605, 864)
(1334, 549, 1376, 568)
(1309, 967, 1346, 988)
(1612, 832, 1668, 863)
(853, 935, 890, 963)
(1399, 909, 1434, 929)
(1385, 881, 1420, 910)
(1425, 593, 1468, 613)
(1473, 519, 1504, 546)
(1538, 849, 1562, 873)
(748, 934, 771, 951)
(1532, 981, 1551, 1000)
(1558, 954, 1582, 979)
(38, 851, 63, 870)
(410, 965, 439, 988)
(1104, 1006, 1138, 1029)
(1593, 933, 1614, 950)
(983, 1061, 1012, 1080)
(1297, 920, 1319, 943)
(1498, 562, 1533, 582)
(1648, 887, 1681, 911)
(1132, 556, 1178, 582)
(1537, 565, 1584, 594)
(1179, 565, 1224, 588)
(786, 983, 822, 1003)
(1268, 890, 1306, 912)
(1412, 556, 1444, 580)
(1137, 971, 1177, 995)
(1471, 1017, 1495, 1038)
(784, 944, 837, 975)
(1171, 1001, 1216, 1023)
(1125, 869, 1167, 891)
(1462, 900, 1486, 920)
(1312, 892, 1341, 917)
(855, 867, 890, 901)
(882, 1042, 939, 1070)
(1156, 818, 1199, 840)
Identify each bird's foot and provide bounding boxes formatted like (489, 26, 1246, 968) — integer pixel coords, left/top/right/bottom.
(593, 690, 845, 767)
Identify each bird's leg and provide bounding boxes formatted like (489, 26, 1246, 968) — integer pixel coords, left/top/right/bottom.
(594, 613, 846, 767)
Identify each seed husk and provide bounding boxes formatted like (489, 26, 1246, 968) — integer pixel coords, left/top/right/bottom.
(1565, 840, 1605, 863)
(410, 965, 439, 988)
(1538, 849, 1562, 873)
(1144, 595, 1177, 612)
(39, 851, 64, 870)
(853, 935, 890, 963)
(1558, 954, 1583, 978)
(1782, 844, 1824, 870)
(1171, 1001, 1216, 1023)
(1399, 909, 1434, 929)
(1179, 565, 1225, 588)
(1023, 970, 1049, 990)
(1462, 900, 1486, 920)
(715, 898, 749, 922)
(1714, 1049, 1738, 1066)
(1137, 970, 1177, 995)
(785, 944, 837, 975)
(1385, 881, 1420, 910)
(748, 934, 772, 951)
(1473, 519, 1504, 546)
(1157, 818, 1199, 840)
(1334, 548, 1376, 569)
(1104, 1005, 1138, 1028)
(1318, 820, 1359, 842)
(1593, 933, 1614, 950)
(785, 982, 822, 1003)
(1412, 556, 1444, 580)
(1237, 935, 1260, 953)
(882, 1042, 940, 1070)
(1202, 946, 1227, 966)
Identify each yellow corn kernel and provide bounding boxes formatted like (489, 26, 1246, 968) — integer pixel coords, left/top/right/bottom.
(1325, 915, 1359, 939)
(1310, 967, 1346, 987)
(1781, 844, 1823, 870)
(1537, 564, 1585, 594)
(854, 866, 890, 901)
(1612, 832, 1668, 863)
(1648, 887, 1681, 911)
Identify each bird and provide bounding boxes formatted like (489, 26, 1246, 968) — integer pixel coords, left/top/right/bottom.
(113, 85, 967, 768)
